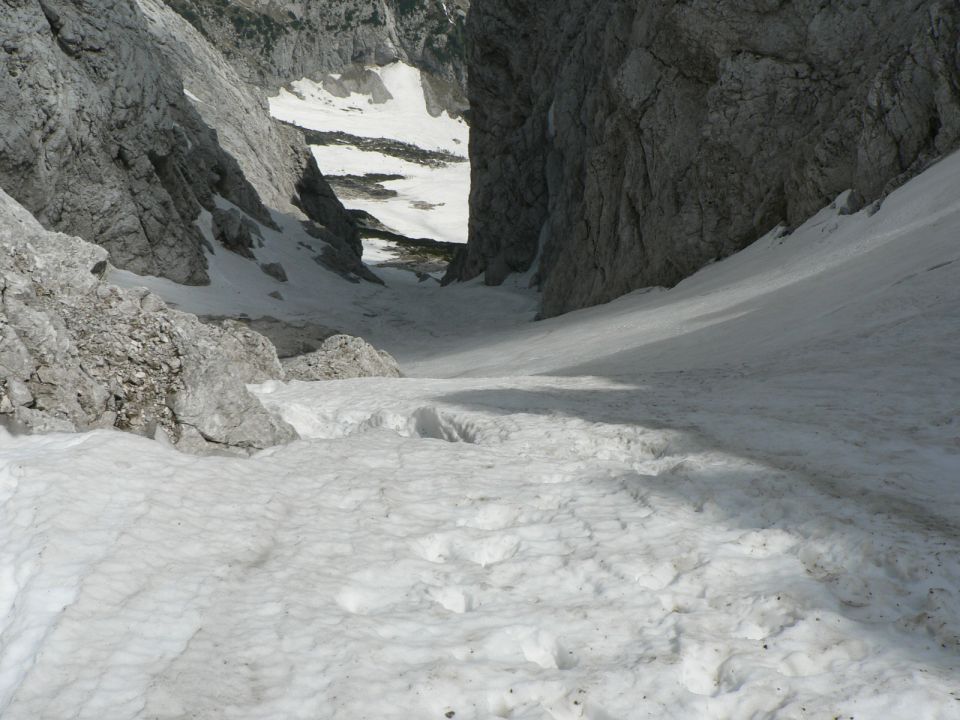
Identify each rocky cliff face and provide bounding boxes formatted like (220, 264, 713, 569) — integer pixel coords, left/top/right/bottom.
(135, 0, 362, 246)
(0, 0, 358, 285)
(454, 0, 960, 317)
(163, 0, 470, 114)
(1, 0, 265, 284)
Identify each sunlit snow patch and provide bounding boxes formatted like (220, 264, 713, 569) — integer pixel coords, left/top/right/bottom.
(270, 62, 470, 247)
(271, 62, 467, 152)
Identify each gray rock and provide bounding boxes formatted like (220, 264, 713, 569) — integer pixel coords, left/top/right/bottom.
(13, 407, 76, 434)
(199, 315, 339, 359)
(452, 0, 960, 317)
(295, 162, 363, 256)
(282, 334, 401, 381)
(168, 319, 295, 450)
(322, 65, 394, 104)
(161, 0, 470, 116)
(135, 0, 361, 244)
(211, 207, 261, 258)
(0, 188, 296, 452)
(303, 220, 383, 285)
(260, 263, 288, 283)
(0, 0, 365, 289)
(3, 378, 34, 409)
(0, 0, 275, 285)
(834, 190, 865, 217)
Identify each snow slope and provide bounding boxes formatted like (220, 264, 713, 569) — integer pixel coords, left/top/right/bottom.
(3, 150, 960, 718)
(271, 63, 467, 154)
(108, 196, 537, 359)
(270, 63, 470, 245)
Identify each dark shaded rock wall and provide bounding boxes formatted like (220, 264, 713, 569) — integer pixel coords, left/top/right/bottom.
(453, 0, 960, 317)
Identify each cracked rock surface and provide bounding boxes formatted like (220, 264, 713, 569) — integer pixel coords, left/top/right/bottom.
(0, 0, 277, 284)
(0, 188, 297, 452)
(454, 0, 960, 317)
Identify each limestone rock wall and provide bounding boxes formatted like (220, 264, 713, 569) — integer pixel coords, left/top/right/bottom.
(0, 0, 275, 284)
(454, 0, 960, 317)
(0, 0, 359, 285)
(135, 0, 357, 243)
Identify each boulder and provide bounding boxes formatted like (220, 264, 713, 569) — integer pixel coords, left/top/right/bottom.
(260, 262, 288, 282)
(282, 335, 401, 381)
(211, 207, 262, 258)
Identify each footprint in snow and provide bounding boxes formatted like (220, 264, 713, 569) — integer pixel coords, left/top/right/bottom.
(429, 586, 473, 614)
(412, 532, 521, 567)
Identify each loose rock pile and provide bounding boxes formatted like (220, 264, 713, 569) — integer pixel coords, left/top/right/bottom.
(282, 335, 401, 381)
(0, 189, 296, 453)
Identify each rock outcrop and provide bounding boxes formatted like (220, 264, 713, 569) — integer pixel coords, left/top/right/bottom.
(162, 0, 470, 115)
(211, 207, 262, 259)
(453, 0, 960, 317)
(0, 0, 274, 285)
(282, 335, 401, 381)
(0, 0, 361, 285)
(135, 0, 360, 243)
(0, 188, 297, 452)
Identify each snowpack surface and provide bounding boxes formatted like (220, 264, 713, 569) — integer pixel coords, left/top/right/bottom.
(2, 86, 960, 719)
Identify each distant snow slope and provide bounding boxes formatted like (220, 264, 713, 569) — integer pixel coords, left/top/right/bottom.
(270, 62, 470, 245)
(3, 152, 960, 718)
(272, 63, 467, 154)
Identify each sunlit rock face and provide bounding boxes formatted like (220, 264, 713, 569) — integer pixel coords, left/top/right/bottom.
(454, 0, 960, 317)
(0, 0, 358, 284)
(0, 0, 263, 284)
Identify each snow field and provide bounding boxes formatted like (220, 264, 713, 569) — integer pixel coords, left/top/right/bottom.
(310, 143, 470, 244)
(2, 373, 957, 718)
(414, 149, 960, 379)
(270, 63, 467, 154)
(110, 196, 538, 361)
(270, 62, 470, 245)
